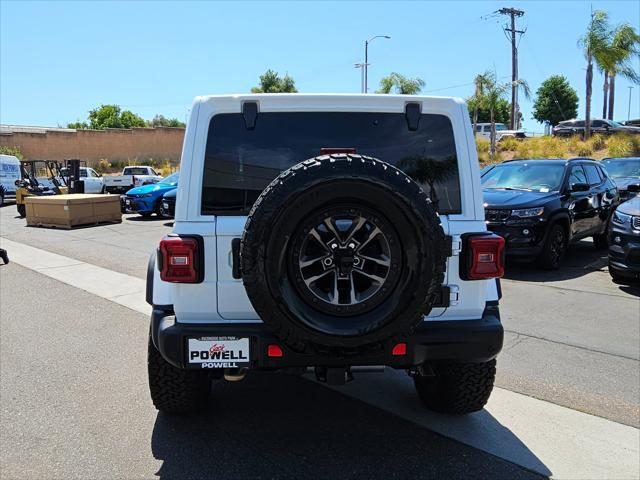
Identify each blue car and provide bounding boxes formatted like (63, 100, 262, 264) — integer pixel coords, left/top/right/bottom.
(124, 172, 179, 217)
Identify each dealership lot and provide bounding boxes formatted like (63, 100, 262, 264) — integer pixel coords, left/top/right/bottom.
(1, 203, 639, 478)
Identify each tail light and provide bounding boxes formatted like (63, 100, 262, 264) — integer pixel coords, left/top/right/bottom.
(159, 235, 204, 283)
(461, 234, 505, 280)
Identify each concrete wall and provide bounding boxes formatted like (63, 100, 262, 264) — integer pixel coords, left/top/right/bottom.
(0, 126, 185, 164)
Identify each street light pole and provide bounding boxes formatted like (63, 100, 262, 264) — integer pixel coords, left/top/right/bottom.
(363, 35, 391, 93)
(354, 63, 366, 93)
(628, 86, 634, 122)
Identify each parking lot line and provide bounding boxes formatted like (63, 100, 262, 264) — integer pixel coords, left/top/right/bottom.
(0, 238, 150, 316)
(2, 237, 638, 479)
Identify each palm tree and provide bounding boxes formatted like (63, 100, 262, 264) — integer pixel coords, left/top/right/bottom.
(471, 73, 490, 128)
(606, 24, 640, 120)
(579, 10, 611, 139)
(376, 73, 425, 94)
(475, 71, 530, 159)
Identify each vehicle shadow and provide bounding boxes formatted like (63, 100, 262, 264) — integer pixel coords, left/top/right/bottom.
(504, 239, 608, 282)
(151, 373, 549, 479)
(125, 215, 166, 222)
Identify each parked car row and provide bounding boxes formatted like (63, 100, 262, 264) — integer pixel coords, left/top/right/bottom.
(121, 171, 179, 218)
(480, 156, 640, 283)
(474, 122, 526, 141)
(552, 119, 640, 137)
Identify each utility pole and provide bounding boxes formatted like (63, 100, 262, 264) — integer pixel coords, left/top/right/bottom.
(498, 7, 525, 130)
(354, 63, 366, 93)
(628, 86, 634, 122)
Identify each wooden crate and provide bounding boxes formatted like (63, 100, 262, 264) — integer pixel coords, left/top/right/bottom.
(25, 194, 122, 229)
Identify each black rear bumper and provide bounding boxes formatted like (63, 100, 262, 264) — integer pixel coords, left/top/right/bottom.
(151, 303, 503, 370)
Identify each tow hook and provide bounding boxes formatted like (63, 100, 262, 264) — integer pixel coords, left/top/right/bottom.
(315, 367, 353, 385)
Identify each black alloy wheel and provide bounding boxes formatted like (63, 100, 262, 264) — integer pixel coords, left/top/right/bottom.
(290, 206, 401, 318)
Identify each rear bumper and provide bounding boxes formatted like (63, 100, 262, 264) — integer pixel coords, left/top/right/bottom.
(151, 303, 504, 370)
(124, 195, 155, 213)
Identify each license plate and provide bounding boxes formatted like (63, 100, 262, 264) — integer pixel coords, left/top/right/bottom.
(187, 337, 250, 369)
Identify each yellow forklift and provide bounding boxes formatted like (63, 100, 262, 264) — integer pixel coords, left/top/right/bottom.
(14, 160, 69, 217)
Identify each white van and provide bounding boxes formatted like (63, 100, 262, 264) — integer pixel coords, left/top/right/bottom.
(0, 154, 21, 205)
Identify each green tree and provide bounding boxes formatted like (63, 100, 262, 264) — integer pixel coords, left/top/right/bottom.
(86, 104, 146, 129)
(376, 72, 425, 94)
(579, 10, 612, 139)
(466, 96, 511, 124)
(251, 69, 298, 93)
(532, 75, 579, 126)
(67, 121, 88, 129)
(147, 114, 186, 128)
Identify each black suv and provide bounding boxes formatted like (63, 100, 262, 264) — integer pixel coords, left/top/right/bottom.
(481, 158, 619, 269)
(552, 119, 640, 137)
(601, 157, 640, 201)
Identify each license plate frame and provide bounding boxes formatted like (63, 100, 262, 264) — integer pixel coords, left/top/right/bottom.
(187, 336, 250, 369)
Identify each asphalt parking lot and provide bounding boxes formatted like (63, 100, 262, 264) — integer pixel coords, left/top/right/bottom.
(1, 202, 639, 478)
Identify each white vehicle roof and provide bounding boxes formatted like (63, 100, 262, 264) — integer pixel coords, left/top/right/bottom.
(193, 93, 467, 114)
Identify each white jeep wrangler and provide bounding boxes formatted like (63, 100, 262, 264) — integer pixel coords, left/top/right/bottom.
(146, 94, 505, 414)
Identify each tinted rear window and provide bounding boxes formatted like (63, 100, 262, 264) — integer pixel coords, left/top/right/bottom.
(202, 112, 461, 215)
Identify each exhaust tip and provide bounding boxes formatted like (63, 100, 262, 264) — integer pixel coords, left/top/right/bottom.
(223, 368, 247, 382)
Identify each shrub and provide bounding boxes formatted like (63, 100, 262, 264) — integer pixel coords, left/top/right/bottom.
(625, 134, 640, 156)
(513, 141, 531, 159)
(575, 141, 593, 157)
(497, 137, 519, 152)
(0, 145, 24, 159)
(607, 135, 633, 157)
(97, 159, 111, 173)
(590, 134, 607, 151)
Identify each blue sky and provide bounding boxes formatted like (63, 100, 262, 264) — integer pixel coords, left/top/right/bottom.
(1, 0, 638, 132)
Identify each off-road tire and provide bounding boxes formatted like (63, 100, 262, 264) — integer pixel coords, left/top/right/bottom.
(148, 337, 211, 414)
(414, 360, 497, 414)
(241, 154, 447, 354)
(16, 204, 25, 218)
(537, 223, 566, 270)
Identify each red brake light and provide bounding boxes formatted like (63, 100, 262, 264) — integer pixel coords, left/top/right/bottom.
(467, 235, 505, 280)
(392, 343, 407, 356)
(159, 236, 201, 283)
(267, 344, 284, 358)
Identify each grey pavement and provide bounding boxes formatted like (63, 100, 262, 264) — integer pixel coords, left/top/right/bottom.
(0, 263, 543, 480)
(2, 202, 638, 427)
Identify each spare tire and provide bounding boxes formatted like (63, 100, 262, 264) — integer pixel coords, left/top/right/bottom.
(240, 154, 447, 354)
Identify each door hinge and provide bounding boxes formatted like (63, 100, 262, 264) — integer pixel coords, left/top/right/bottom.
(432, 284, 459, 308)
(448, 285, 460, 306)
(445, 235, 462, 256)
